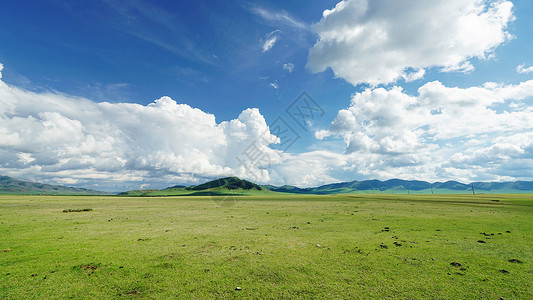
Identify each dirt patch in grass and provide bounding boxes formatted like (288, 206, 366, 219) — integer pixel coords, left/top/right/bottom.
(196, 244, 216, 253)
(83, 264, 98, 271)
(124, 290, 139, 296)
(63, 208, 92, 213)
(73, 263, 101, 275)
(156, 262, 174, 269)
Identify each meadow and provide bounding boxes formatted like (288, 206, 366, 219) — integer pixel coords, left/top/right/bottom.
(1, 194, 532, 299)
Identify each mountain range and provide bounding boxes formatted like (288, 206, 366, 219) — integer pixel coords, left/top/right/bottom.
(0, 176, 108, 195)
(120, 177, 533, 196)
(264, 179, 533, 194)
(2, 175, 533, 196)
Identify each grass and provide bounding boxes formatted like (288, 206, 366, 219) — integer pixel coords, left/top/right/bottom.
(120, 187, 277, 197)
(1, 194, 532, 299)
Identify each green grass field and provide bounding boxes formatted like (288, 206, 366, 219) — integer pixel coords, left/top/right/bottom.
(1, 194, 532, 299)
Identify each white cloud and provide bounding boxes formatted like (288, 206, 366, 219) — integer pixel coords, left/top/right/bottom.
(283, 63, 295, 73)
(269, 151, 350, 187)
(307, 0, 515, 86)
(516, 64, 533, 74)
(0, 64, 401, 190)
(0, 69, 284, 191)
(316, 79, 533, 182)
(441, 61, 475, 74)
(250, 6, 306, 30)
(262, 30, 281, 52)
(3, 63, 533, 191)
(401, 68, 425, 82)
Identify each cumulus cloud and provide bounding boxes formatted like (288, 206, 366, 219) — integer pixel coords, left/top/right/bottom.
(262, 30, 281, 52)
(401, 69, 426, 82)
(0, 68, 285, 191)
(307, 0, 515, 86)
(3, 61, 533, 190)
(283, 63, 295, 73)
(269, 151, 351, 186)
(516, 64, 533, 74)
(317, 79, 533, 182)
(0, 65, 387, 190)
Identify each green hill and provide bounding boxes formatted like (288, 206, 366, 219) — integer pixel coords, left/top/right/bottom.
(118, 177, 269, 196)
(265, 179, 533, 194)
(120, 177, 533, 196)
(188, 177, 263, 191)
(0, 176, 108, 195)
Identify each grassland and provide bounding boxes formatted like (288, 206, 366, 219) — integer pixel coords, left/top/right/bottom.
(1, 194, 532, 299)
(119, 188, 275, 197)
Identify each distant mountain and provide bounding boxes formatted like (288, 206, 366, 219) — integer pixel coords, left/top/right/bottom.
(265, 179, 533, 194)
(166, 184, 187, 189)
(261, 184, 311, 194)
(119, 177, 533, 196)
(119, 177, 266, 196)
(0, 176, 108, 195)
(471, 181, 533, 191)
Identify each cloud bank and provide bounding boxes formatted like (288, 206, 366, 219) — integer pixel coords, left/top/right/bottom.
(0, 62, 365, 191)
(0, 69, 286, 191)
(316, 79, 533, 182)
(307, 0, 515, 86)
(1, 65, 533, 191)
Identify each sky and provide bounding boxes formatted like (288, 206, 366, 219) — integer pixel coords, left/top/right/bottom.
(1, 0, 533, 192)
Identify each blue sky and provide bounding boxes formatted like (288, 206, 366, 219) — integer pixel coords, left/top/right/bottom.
(1, 1, 348, 119)
(1, 0, 533, 192)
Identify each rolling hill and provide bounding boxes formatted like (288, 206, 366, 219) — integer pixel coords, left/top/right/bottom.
(120, 177, 533, 196)
(265, 179, 533, 194)
(0, 176, 108, 195)
(118, 177, 268, 196)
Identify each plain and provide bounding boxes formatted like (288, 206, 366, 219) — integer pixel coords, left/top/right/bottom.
(1, 194, 532, 299)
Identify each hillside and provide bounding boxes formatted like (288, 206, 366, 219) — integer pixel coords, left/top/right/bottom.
(188, 177, 263, 191)
(118, 177, 268, 196)
(121, 177, 533, 196)
(265, 179, 533, 194)
(0, 176, 108, 195)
